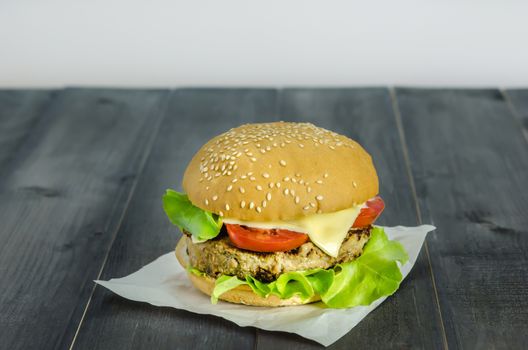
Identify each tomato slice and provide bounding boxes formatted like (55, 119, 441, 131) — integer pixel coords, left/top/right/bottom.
(225, 224, 309, 253)
(353, 196, 385, 228)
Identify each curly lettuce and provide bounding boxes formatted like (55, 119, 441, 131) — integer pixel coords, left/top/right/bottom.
(162, 189, 223, 242)
(208, 227, 408, 308)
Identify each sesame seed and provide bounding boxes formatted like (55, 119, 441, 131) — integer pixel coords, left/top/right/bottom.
(309, 202, 316, 208)
(227, 171, 232, 175)
(299, 144, 304, 148)
(205, 199, 209, 205)
(262, 200, 267, 207)
(266, 192, 272, 201)
(353, 181, 358, 188)
(240, 200, 246, 208)
(247, 172, 253, 176)
(284, 188, 289, 195)
(212, 195, 218, 201)
(262, 173, 270, 178)
(299, 179, 304, 185)
(291, 178, 297, 183)
(227, 185, 233, 191)
(268, 182, 274, 188)
(307, 187, 312, 193)
(256, 185, 263, 191)
(251, 157, 257, 162)
(283, 176, 290, 182)
(290, 189, 296, 196)
(206, 186, 210, 190)
(279, 160, 287, 167)
(239, 187, 245, 194)
(276, 182, 281, 188)
(256, 206, 262, 213)
(316, 195, 324, 201)
(241, 175, 247, 179)
(250, 176, 256, 181)
(295, 196, 300, 204)
(260, 149, 266, 154)
(232, 178, 238, 183)
(266, 146, 271, 151)
(316, 180, 323, 184)
(324, 173, 329, 178)
(303, 205, 310, 210)
(249, 201, 255, 209)
(225, 204, 230, 211)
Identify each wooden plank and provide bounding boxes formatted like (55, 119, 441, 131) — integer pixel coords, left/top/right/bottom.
(256, 88, 445, 349)
(71, 89, 278, 350)
(0, 89, 169, 350)
(0, 90, 56, 169)
(395, 88, 528, 349)
(504, 89, 528, 142)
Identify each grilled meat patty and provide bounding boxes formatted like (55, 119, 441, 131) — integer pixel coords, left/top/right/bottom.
(184, 226, 371, 282)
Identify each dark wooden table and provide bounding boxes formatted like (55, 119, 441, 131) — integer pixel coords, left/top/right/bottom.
(1, 88, 527, 350)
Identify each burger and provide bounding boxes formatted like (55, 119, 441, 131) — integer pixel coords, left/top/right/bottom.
(163, 122, 408, 308)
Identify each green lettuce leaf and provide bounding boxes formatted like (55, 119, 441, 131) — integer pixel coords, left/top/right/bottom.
(245, 275, 273, 298)
(209, 227, 408, 308)
(187, 266, 205, 277)
(211, 275, 247, 304)
(162, 189, 223, 241)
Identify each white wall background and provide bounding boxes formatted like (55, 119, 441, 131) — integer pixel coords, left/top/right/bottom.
(1, 0, 527, 88)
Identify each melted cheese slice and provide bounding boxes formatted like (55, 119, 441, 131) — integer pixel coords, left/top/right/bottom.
(223, 204, 363, 257)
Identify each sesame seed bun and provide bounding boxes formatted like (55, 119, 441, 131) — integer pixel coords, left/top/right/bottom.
(183, 122, 378, 221)
(175, 237, 320, 306)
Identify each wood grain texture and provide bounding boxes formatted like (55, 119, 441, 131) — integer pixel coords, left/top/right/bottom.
(256, 88, 445, 349)
(0, 89, 168, 350)
(0, 90, 56, 169)
(395, 88, 528, 349)
(71, 89, 279, 350)
(504, 89, 528, 143)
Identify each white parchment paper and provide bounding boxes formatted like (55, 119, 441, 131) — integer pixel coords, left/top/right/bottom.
(96, 225, 435, 347)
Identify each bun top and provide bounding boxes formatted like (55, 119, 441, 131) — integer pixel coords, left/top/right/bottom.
(183, 122, 378, 221)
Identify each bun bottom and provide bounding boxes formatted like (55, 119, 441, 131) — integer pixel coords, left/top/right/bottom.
(175, 237, 321, 307)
